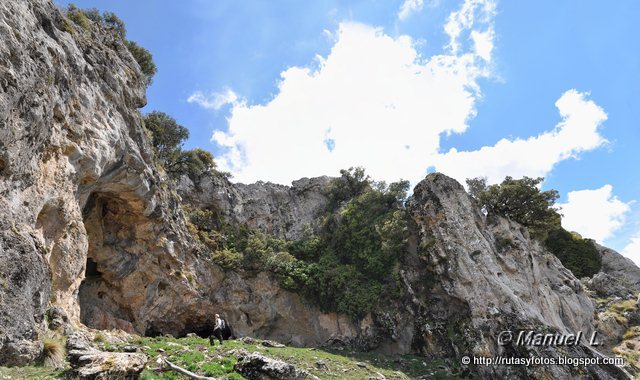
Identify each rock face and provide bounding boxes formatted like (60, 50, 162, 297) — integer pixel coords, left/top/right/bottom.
(0, 0, 144, 364)
(0, 0, 364, 362)
(597, 244, 640, 292)
(585, 272, 634, 299)
(232, 349, 310, 380)
(67, 331, 147, 379)
(177, 174, 331, 240)
(405, 174, 629, 379)
(1, 1, 639, 378)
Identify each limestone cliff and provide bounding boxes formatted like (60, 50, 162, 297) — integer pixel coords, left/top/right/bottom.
(596, 244, 640, 291)
(177, 174, 331, 241)
(0, 0, 190, 364)
(0, 1, 638, 379)
(0, 0, 366, 365)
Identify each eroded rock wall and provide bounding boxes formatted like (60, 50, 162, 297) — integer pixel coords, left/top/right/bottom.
(406, 173, 629, 379)
(0, 1, 366, 363)
(1, 1, 637, 378)
(597, 244, 640, 292)
(177, 174, 331, 240)
(0, 0, 148, 363)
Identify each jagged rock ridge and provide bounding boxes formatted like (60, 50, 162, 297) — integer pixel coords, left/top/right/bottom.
(0, 1, 638, 379)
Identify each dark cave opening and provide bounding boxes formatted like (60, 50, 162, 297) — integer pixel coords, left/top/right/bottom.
(78, 190, 214, 339)
(78, 191, 141, 333)
(84, 257, 100, 277)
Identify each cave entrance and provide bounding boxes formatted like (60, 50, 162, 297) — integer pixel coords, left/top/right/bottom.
(78, 191, 144, 333)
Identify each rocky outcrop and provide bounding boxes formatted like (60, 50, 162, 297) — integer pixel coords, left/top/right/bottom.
(232, 349, 311, 380)
(1, 1, 639, 378)
(67, 331, 147, 379)
(0, 0, 364, 361)
(0, 0, 217, 362)
(586, 272, 635, 299)
(597, 244, 640, 292)
(177, 173, 331, 240)
(406, 173, 627, 379)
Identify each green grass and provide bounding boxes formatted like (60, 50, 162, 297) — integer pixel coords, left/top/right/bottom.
(99, 335, 462, 379)
(0, 366, 67, 379)
(609, 299, 638, 314)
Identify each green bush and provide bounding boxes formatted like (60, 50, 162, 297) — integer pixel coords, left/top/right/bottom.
(143, 111, 189, 165)
(467, 176, 602, 278)
(169, 148, 216, 179)
(326, 167, 370, 207)
(143, 112, 221, 179)
(82, 8, 103, 23)
(103, 11, 127, 39)
(126, 40, 157, 86)
(265, 251, 311, 291)
(186, 168, 410, 319)
(288, 230, 323, 261)
(467, 176, 561, 239)
(544, 227, 601, 278)
(66, 4, 91, 30)
(210, 248, 244, 271)
(64, 5, 156, 86)
(186, 208, 245, 250)
(299, 173, 410, 318)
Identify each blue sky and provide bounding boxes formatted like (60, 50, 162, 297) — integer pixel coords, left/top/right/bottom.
(57, 0, 639, 264)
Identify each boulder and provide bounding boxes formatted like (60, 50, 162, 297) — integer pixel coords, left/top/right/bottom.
(585, 272, 634, 299)
(597, 244, 640, 292)
(232, 349, 310, 380)
(67, 332, 147, 379)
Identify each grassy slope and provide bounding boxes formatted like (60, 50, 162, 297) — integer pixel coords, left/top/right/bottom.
(0, 335, 462, 379)
(107, 336, 461, 380)
(0, 366, 66, 379)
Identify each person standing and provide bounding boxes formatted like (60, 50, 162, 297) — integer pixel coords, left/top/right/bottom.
(210, 313, 224, 345)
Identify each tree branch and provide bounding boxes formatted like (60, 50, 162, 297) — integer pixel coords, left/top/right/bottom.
(161, 358, 218, 380)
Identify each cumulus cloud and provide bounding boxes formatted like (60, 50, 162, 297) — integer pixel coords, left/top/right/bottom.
(434, 90, 608, 185)
(201, 0, 496, 185)
(470, 29, 494, 62)
(622, 233, 640, 266)
(558, 185, 631, 243)
(398, 0, 424, 21)
(187, 88, 239, 110)
(444, 0, 496, 54)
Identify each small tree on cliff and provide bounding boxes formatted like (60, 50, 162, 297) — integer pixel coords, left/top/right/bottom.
(466, 176, 561, 239)
(168, 148, 216, 178)
(125, 40, 157, 86)
(143, 111, 189, 165)
(65, 5, 156, 86)
(143, 112, 218, 179)
(466, 176, 601, 277)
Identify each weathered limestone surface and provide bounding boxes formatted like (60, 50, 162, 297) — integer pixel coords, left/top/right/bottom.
(67, 331, 147, 379)
(0, 1, 365, 364)
(0, 0, 147, 364)
(0, 1, 638, 378)
(406, 173, 630, 379)
(177, 174, 331, 241)
(232, 349, 311, 380)
(597, 244, 640, 291)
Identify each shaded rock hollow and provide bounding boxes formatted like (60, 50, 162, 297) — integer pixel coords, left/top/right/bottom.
(0, 1, 637, 379)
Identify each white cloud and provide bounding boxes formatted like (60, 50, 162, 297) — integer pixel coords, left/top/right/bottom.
(398, 0, 424, 21)
(558, 185, 631, 243)
(206, 0, 496, 185)
(622, 233, 640, 266)
(187, 88, 239, 110)
(470, 29, 494, 62)
(433, 90, 608, 185)
(444, 0, 496, 54)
